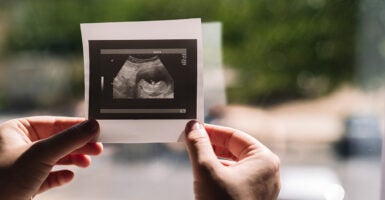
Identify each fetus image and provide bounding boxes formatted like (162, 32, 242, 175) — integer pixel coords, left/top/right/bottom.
(113, 56, 174, 99)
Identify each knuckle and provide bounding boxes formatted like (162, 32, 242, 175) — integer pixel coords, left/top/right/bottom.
(186, 131, 211, 149)
(259, 150, 281, 175)
(29, 141, 48, 153)
(186, 130, 206, 143)
(26, 141, 55, 165)
(269, 153, 281, 173)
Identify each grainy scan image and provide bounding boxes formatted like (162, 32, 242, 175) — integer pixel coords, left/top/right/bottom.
(88, 39, 197, 119)
(113, 55, 174, 99)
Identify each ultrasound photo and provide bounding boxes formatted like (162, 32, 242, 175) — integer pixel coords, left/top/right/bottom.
(112, 56, 174, 99)
(88, 39, 197, 119)
(81, 19, 203, 143)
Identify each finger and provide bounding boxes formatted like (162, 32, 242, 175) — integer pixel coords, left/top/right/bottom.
(34, 119, 99, 164)
(213, 145, 238, 161)
(37, 170, 74, 194)
(184, 120, 220, 180)
(204, 124, 268, 159)
(8, 119, 98, 198)
(72, 142, 103, 155)
(18, 116, 85, 141)
(56, 154, 92, 168)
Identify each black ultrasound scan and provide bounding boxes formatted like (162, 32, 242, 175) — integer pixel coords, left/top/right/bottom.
(88, 39, 197, 119)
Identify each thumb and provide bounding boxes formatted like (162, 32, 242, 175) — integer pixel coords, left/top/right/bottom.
(184, 120, 219, 180)
(28, 119, 99, 165)
(9, 119, 99, 197)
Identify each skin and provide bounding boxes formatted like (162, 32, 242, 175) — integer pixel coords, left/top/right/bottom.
(0, 116, 103, 200)
(0, 116, 279, 200)
(184, 120, 281, 200)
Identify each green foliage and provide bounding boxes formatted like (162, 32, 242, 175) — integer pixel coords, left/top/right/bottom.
(221, 0, 358, 104)
(4, 0, 358, 104)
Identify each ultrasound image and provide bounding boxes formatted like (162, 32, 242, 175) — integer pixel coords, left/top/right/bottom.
(89, 39, 197, 119)
(112, 56, 174, 99)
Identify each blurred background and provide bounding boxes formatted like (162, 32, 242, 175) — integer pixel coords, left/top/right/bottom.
(0, 0, 384, 199)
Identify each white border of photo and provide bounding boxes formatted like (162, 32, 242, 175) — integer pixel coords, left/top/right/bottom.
(81, 19, 204, 143)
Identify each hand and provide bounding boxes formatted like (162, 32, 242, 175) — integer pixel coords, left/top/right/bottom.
(184, 120, 280, 200)
(0, 116, 103, 200)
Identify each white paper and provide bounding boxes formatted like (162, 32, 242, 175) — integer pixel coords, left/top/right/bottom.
(202, 23, 227, 113)
(81, 19, 203, 143)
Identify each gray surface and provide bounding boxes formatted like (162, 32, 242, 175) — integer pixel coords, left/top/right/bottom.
(0, 116, 381, 200)
(37, 145, 194, 200)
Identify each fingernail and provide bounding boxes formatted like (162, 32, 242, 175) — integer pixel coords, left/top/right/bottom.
(79, 119, 99, 134)
(185, 120, 204, 133)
